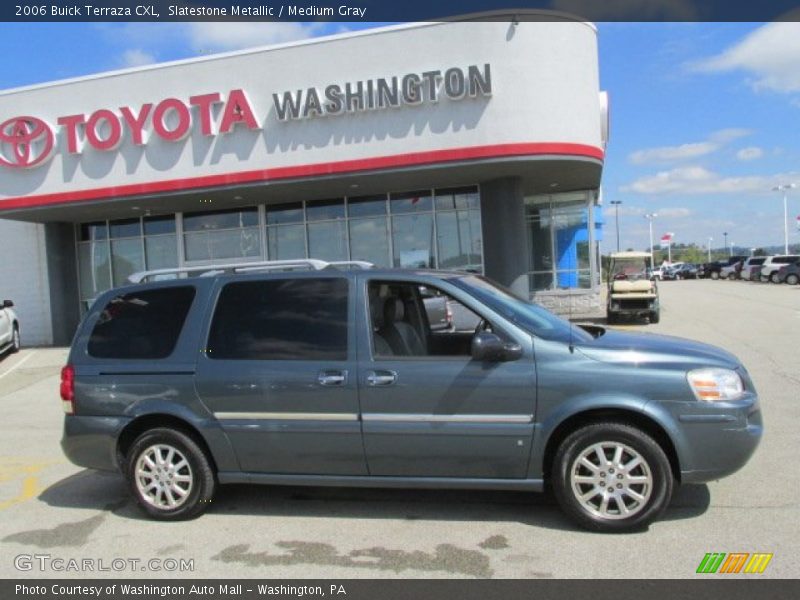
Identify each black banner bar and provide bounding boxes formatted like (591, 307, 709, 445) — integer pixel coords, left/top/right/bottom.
(3, 1, 800, 23)
(4, 580, 800, 600)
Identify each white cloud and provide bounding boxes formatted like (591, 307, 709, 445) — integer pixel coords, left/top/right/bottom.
(656, 207, 692, 218)
(121, 49, 155, 68)
(690, 20, 800, 93)
(621, 166, 800, 195)
(736, 146, 764, 161)
(186, 22, 327, 53)
(628, 128, 750, 165)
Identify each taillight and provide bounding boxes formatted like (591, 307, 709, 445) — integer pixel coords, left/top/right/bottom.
(60, 365, 75, 414)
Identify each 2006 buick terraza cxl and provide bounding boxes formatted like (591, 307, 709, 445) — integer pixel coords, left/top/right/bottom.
(60, 259, 762, 531)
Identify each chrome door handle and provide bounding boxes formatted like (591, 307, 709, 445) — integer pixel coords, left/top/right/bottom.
(366, 371, 397, 386)
(318, 370, 347, 386)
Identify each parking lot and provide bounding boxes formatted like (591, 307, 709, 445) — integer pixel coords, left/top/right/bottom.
(0, 279, 797, 579)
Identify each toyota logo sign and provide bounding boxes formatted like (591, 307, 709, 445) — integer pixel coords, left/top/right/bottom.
(0, 116, 55, 169)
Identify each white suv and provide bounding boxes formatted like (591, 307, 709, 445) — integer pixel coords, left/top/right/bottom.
(760, 255, 800, 283)
(0, 299, 20, 354)
(739, 257, 767, 281)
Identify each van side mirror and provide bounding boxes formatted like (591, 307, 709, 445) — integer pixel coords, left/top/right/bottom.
(471, 332, 523, 362)
(2, 300, 13, 308)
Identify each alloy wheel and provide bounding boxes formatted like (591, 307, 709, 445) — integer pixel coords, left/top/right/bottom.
(134, 444, 194, 510)
(569, 442, 653, 520)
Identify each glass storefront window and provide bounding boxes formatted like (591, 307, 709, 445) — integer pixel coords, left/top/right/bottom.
(109, 218, 141, 239)
(111, 238, 145, 286)
(143, 215, 176, 236)
(145, 235, 178, 271)
(392, 213, 434, 268)
(265, 202, 303, 225)
(347, 195, 387, 218)
(308, 221, 348, 261)
(79, 222, 108, 242)
(306, 199, 345, 222)
(435, 209, 482, 271)
(78, 241, 111, 302)
(349, 217, 390, 267)
(267, 224, 306, 260)
(183, 208, 261, 262)
(434, 187, 480, 211)
(525, 192, 595, 292)
(390, 190, 432, 214)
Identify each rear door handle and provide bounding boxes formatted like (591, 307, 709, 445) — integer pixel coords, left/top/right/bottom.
(318, 370, 347, 386)
(366, 370, 397, 386)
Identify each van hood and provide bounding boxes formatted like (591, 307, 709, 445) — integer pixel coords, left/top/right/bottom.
(574, 327, 740, 370)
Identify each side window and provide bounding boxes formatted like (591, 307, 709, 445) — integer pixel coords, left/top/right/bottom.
(207, 278, 348, 361)
(368, 281, 484, 359)
(88, 286, 196, 359)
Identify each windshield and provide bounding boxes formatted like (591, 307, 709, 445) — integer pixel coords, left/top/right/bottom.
(611, 259, 649, 280)
(452, 275, 593, 343)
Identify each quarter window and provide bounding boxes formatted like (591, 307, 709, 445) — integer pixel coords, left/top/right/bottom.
(88, 286, 196, 359)
(207, 278, 349, 361)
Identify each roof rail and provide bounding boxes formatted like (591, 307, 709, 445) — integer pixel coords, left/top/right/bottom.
(127, 259, 374, 284)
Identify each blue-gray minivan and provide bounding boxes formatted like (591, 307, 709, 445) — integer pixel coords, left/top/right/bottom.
(60, 260, 762, 531)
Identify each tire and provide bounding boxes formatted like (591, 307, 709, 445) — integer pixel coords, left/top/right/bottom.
(552, 422, 673, 532)
(770, 272, 781, 284)
(786, 274, 799, 286)
(649, 309, 660, 324)
(710, 271, 719, 280)
(11, 325, 20, 353)
(126, 428, 216, 520)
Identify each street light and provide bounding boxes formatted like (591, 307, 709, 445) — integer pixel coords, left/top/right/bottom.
(610, 200, 622, 252)
(707, 237, 713, 262)
(644, 213, 657, 269)
(772, 183, 796, 254)
(723, 231, 728, 256)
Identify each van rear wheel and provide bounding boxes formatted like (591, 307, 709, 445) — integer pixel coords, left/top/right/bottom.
(552, 422, 673, 532)
(126, 428, 216, 520)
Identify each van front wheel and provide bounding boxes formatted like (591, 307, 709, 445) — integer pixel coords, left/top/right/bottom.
(126, 428, 216, 520)
(552, 422, 673, 532)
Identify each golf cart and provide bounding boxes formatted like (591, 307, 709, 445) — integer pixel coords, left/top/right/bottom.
(607, 251, 660, 324)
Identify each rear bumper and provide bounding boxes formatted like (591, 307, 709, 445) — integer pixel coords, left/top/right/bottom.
(61, 415, 132, 473)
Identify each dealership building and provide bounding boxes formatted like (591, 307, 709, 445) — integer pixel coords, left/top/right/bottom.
(0, 12, 607, 346)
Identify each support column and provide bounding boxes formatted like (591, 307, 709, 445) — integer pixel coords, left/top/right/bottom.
(45, 223, 81, 346)
(479, 177, 529, 297)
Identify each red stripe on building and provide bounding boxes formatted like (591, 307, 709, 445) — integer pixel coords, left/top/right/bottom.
(0, 142, 604, 211)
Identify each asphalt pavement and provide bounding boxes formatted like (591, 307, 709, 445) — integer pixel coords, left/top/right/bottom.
(0, 279, 797, 578)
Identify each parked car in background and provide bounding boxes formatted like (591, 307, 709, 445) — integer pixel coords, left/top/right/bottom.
(739, 257, 767, 281)
(701, 256, 748, 280)
(0, 299, 20, 355)
(648, 266, 665, 281)
(420, 286, 452, 331)
(446, 298, 482, 332)
(760, 255, 800, 283)
(720, 260, 745, 280)
(664, 263, 698, 280)
(749, 265, 764, 282)
(775, 263, 800, 285)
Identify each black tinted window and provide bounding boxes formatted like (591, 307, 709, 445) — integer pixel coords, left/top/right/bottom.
(208, 278, 348, 360)
(88, 287, 196, 359)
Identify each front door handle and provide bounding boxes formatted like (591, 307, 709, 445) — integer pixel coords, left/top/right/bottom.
(366, 370, 397, 386)
(318, 370, 347, 386)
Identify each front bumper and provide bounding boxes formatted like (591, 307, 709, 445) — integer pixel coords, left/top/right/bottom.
(650, 394, 762, 484)
(61, 415, 132, 473)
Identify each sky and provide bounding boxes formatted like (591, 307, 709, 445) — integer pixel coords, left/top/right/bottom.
(1, 20, 799, 253)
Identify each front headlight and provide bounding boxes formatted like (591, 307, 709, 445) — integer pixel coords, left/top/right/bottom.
(687, 368, 744, 401)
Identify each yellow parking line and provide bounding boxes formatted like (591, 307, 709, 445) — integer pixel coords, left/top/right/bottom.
(0, 459, 59, 511)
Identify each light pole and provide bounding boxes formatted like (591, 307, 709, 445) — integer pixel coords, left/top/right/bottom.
(644, 213, 657, 269)
(610, 200, 622, 252)
(707, 237, 713, 262)
(723, 232, 728, 257)
(729, 241, 734, 257)
(772, 183, 796, 254)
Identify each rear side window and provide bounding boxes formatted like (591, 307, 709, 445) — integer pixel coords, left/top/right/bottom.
(207, 278, 348, 361)
(88, 287, 196, 359)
